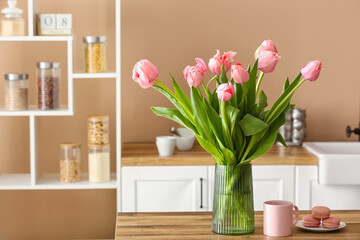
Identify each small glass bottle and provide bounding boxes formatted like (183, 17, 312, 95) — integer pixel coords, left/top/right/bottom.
(4, 73, 28, 110)
(60, 143, 82, 183)
(83, 36, 107, 73)
(37, 62, 61, 110)
(87, 115, 110, 145)
(88, 144, 110, 183)
(1, 0, 25, 36)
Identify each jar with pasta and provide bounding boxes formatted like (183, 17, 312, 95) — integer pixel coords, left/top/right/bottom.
(4, 73, 28, 111)
(88, 115, 109, 145)
(60, 143, 82, 183)
(83, 36, 107, 73)
(88, 144, 110, 182)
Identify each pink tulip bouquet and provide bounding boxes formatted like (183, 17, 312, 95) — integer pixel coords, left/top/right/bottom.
(133, 40, 323, 235)
(132, 40, 323, 167)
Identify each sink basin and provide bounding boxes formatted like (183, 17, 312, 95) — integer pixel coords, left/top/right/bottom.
(303, 142, 360, 185)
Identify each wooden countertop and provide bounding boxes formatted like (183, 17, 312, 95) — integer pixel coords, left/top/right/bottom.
(121, 143, 318, 166)
(115, 211, 360, 239)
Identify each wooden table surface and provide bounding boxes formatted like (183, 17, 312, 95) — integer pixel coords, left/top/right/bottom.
(115, 211, 360, 239)
(121, 143, 318, 166)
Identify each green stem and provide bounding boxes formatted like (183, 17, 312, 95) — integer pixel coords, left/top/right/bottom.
(255, 71, 264, 100)
(207, 75, 218, 88)
(265, 79, 306, 123)
(221, 101, 234, 151)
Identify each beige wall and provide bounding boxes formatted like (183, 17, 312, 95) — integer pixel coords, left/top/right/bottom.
(122, 0, 360, 143)
(0, 0, 359, 239)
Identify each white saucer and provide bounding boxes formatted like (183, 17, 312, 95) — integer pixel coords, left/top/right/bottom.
(295, 220, 346, 232)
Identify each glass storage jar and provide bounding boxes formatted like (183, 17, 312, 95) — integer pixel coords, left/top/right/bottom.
(37, 62, 60, 110)
(88, 144, 110, 183)
(4, 73, 28, 110)
(88, 115, 109, 145)
(83, 36, 107, 73)
(60, 143, 82, 183)
(1, 0, 25, 36)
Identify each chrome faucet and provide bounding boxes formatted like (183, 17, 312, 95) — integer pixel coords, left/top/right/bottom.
(346, 123, 360, 141)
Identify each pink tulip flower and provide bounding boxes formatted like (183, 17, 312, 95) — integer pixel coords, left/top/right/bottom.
(231, 61, 249, 84)
(183, 58, 207, 88)
(132, 59, 158, 89)
(301, 61, 324, 82)
(258, 51, 281, 73)
(216, 82, 235, 101)
(209, 50, 237, 75)
(256, 39, 277, 58)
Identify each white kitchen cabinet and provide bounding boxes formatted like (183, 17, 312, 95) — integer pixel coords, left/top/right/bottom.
(121, 166, 208, 212)
(209, 165, 295, 211)
(296, 166, 360, 210)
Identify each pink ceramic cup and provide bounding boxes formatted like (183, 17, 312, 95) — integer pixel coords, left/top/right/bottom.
(263, 200, 299, 237)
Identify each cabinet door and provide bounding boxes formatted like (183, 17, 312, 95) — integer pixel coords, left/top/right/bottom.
(122, 166, 208, 212)
(208, 165, 295, 211)
(296, 166, 360, 210)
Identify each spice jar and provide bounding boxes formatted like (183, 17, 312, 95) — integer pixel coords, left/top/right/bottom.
(88, 115, 109, 145)
(88, 144, 110, 182)
(37, 62, 60, 110)
(83, 36, 107, 73)
(1, 0, 25, 36)
(4, 73, 28, 110)
(60, 143, 82, 183)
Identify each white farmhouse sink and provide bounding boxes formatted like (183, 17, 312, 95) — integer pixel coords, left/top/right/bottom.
(303, 142, 360, 185)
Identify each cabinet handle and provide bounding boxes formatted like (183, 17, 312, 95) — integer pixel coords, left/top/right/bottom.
(200, 178, 203, 209)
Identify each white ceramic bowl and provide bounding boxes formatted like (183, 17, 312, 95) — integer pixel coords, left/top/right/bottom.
(175, 128, 196, 151)
(156, 136, 176, 156)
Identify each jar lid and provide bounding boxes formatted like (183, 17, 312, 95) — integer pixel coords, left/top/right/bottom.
(83, 36, 107, 43)
(37, 62, 61, 69)
(5, 73, 28, 81)
(1, 0, 23, 16)
(88, 115, 109, 119)
(60, 142, 81, 147)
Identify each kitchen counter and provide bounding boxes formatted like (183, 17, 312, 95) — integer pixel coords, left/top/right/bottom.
(122, 143, 318, 166)
(115, 211, 360, 239)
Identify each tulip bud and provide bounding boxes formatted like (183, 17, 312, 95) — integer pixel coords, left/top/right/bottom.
(216, 82, 235, 101)
(301, 61, 324, 82)
(184, 66, 205, 88)
(255, 39, 278, 59)
(231, 61, 249, 84)
(209, 50, 237, 75)
(183, 58, 207, 88)
(258, 51, 281, 73)
(132, 59, 158, 89)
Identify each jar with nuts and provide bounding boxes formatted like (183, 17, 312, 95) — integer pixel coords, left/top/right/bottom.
(83, 36, 107, 73)
(37, 62, 61, 110)
(88, 115, 109, 145)
(60, 143, 82, 183)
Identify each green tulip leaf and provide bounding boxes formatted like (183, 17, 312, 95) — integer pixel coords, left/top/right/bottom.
(240, 113, 268, 136)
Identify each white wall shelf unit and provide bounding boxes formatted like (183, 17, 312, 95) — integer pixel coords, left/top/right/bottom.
(73, 72, 117, 79)
(0, 0, 121, 211)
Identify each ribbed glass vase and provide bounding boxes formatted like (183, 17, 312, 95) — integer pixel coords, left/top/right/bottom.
(211, 164, 255, 235)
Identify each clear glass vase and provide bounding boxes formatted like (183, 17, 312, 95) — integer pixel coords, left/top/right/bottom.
(212, 164, 255, 235)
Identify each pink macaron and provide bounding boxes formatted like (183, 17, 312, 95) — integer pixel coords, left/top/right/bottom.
(302, 214, 321, 227)
(312, 206, 330, 219)
(322, 217, 341, 228)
